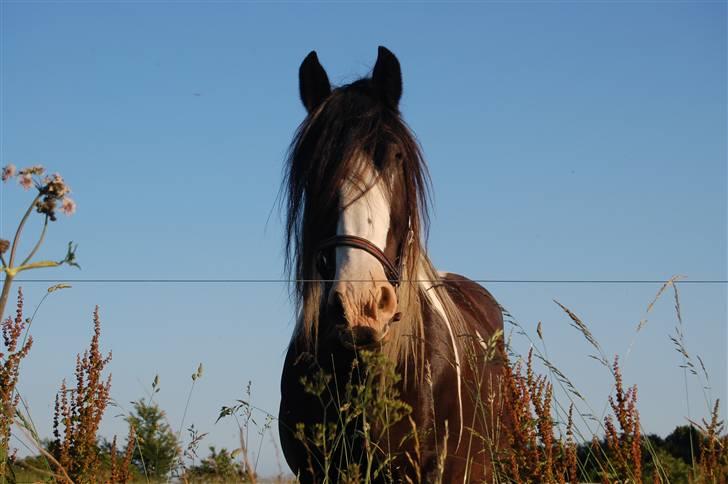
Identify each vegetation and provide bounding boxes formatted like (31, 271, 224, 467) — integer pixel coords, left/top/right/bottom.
(293, 351, 412, 482)
(51, 307, 112, 482)
(182, 446, 249, 482)
(272, 342, 727, 483)
(1, 162, 726, 482)
(0, 289, 33, 479)
(125, 399, 179, 479)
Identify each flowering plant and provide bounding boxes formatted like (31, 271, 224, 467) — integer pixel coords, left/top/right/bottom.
(0, 164, 79, 322)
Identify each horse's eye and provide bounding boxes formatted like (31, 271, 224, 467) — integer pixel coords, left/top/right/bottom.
(317, 252, 334, 279)
(395, 152, 403, 160)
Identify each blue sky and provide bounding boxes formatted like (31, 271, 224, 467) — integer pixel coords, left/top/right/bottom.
(1, 1, 725, 476)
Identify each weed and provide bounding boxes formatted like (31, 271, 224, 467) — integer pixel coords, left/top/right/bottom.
(51, 306, 112, 483)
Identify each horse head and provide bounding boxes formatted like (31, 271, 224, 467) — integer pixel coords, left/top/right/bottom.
(285, 47, 430, 351)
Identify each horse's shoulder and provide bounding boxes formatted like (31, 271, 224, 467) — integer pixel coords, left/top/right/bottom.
(437, 271, 498, 303)
(438, 272, 503, 329)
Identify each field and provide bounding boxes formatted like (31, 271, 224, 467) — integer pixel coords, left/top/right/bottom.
(1, 165, 726, 483)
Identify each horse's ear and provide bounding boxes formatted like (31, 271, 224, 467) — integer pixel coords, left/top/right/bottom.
(372, 46, 402, 108)
(299, 51, 331, 114)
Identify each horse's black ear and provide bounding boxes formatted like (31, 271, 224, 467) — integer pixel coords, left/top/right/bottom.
(299, 51, 331, 114)
(372, 46, 402, 108)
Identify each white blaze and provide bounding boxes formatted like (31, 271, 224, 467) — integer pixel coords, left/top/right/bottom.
(334, 165, 391, 285)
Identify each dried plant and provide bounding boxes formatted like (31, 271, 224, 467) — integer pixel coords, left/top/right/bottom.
(0, 288, 33, 477)
(52, 306, 112, 483)
(602, 356, 642, 483)
(107, 424, 136, 484)
(496, 348, 578, 482)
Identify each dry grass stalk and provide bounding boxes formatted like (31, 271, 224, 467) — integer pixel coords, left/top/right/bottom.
(0, 288, 32, 477)
(433, 420, 448, 484)
(52, 306, 112, 483)
(555, 299, 608, 368)
(403, 416, 422, 484)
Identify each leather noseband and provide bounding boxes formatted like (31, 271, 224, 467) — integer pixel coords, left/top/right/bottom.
(316, 230, 412, 288)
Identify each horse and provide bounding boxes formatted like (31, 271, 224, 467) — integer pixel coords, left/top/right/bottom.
(278, 46, 506, 483)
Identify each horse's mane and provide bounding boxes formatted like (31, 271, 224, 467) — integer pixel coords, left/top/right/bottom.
(282, 76, 468, 378)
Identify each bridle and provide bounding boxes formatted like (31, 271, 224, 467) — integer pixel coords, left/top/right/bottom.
(316, 226, 413, 290)
(316, 228, 413, 334)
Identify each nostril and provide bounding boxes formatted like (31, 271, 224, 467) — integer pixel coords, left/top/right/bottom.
(377, 285, 397, 317)
(327, 291, 346, 322)
(378, 286, 390, 311)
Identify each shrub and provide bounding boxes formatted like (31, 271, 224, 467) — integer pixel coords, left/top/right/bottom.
(126, 398, 179, 478)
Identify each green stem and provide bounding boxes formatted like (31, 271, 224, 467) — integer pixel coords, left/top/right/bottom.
(8, 193, 42, 268)
(0, 193, 41, 322)
(13, 260, 61, 274)
(19, 290, 51, 366)
(20, 215, 49, 267)
(177, 380, 197, 442)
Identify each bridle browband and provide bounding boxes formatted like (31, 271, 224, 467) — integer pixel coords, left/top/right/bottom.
(316, 228, 413, 289)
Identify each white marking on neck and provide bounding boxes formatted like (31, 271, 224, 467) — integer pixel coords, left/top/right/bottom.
(420, 270, 463, 451)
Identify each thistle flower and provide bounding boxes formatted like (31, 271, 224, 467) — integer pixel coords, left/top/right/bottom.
(61, 197, 77, 216)
(1, 164, 16, 182)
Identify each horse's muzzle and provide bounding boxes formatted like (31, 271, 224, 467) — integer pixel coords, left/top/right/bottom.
(333, 312, 401, 350)
(337, 325, 386, 350)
